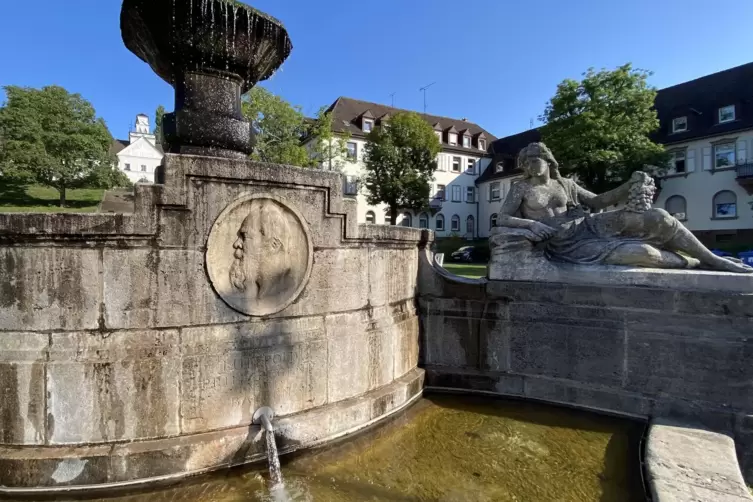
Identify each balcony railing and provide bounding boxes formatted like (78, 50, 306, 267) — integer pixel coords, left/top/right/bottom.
(737, 163, 753, 180)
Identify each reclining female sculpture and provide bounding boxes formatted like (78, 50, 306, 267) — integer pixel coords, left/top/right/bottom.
(491, 142, 752, 274)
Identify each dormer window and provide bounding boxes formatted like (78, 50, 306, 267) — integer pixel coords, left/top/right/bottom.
(463, 136, 471, 148)
(672, 116, 687, 133)
(435, 131, 442, 142)
(719, 105, 736, 124)
(479, 139, 486, 150)
(449, 133, 458, 146)
(495, 162, 504, 173)
(363, 119, 374, 133)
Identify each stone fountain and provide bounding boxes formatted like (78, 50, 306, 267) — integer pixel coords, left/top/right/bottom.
(0, 0, 423, 492)
(122, 0, 292, 157)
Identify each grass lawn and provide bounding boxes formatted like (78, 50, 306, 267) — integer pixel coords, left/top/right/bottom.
(443, 263, 487, 279)
(0, 184, 104, 213)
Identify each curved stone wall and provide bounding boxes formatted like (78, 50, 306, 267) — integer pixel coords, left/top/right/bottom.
(418, 245, 753, 484)
(0, 155, 424, 492)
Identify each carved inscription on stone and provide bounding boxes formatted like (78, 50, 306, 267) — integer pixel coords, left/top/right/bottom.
(206, 194, 313, 316)
(180, 341, 326, 433)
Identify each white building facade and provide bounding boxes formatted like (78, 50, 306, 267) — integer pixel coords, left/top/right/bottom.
(311, 98, 494, 239)
(651, 63, 753, 249)
(111, 114, 164, 184)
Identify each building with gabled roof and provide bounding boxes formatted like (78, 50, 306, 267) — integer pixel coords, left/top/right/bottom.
(308, 97, 495, 237)
(112, 114, 164, 184)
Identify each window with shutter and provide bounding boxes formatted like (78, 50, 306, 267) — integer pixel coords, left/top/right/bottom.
(702, 147, 712, 171)
(686, 148, 696, 172)
(737, 140, 747, 164)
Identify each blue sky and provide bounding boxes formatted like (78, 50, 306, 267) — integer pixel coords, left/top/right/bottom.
(1, 0, 752, 141)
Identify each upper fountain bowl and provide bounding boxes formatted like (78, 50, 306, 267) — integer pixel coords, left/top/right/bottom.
(121, 0, 292, 93)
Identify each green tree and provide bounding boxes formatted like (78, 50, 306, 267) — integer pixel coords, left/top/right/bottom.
(540, 64, 668, 193)
(0, 85, 127, 207)
(307, 106, 350, 171)
(242, 87, 310, 167)
(363, 111, 441, 225)
(154, 104, 165, 145)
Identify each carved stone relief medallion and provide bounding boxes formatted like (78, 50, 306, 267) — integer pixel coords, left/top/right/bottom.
(206, 193, 313, 316)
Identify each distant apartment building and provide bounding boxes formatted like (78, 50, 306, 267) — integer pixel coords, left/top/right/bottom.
(306, 97, 495, 239)
(110, 114, 164, 184)
(482, 63, 753, 247)
(652, 63, 753, 248)
(307, 64, 753, 245)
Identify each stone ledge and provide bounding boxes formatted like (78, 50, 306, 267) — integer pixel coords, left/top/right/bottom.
(647, 419, 753, 502)
(488, 253, 753, 294)
(0, 368, 424, 493)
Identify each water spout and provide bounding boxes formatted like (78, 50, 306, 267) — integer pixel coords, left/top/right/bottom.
(254, 406, 284, 488)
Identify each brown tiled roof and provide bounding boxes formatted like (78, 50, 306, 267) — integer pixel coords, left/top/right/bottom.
(109, 139, 129, 155)
(477, 128, 541, 184)
(325, 97, 496, 154)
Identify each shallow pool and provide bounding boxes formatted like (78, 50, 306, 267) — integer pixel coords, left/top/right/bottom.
(50, 395, 646, 502)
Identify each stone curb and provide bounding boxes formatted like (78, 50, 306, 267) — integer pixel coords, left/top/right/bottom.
(646, 419, 753, 502)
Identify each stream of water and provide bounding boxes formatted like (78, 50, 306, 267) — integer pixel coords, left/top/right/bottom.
(29, 395, 646, 502)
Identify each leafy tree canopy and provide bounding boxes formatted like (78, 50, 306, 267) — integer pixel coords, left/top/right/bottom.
(0, 85, 128, 206)
(363, 111, 441, 225)
(242, 87, 310, 167)
(307, 106, 351, 171)
(540, 63, 669, 193)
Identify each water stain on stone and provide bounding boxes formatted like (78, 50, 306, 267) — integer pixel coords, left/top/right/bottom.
(0, 363, 23, 443)
(27, 361, 45, 443)
(131, 358, 168, 437)
(92, 362, 126, 440)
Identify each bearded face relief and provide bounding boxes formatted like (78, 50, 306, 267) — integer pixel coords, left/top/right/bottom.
(207, 195, 313, 316)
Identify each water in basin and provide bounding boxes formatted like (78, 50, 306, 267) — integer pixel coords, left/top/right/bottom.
(49, 395, 646, 502)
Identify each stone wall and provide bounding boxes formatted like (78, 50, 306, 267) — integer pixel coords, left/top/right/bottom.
(0, 154, 424, 491)
(418, 248, 753, 482)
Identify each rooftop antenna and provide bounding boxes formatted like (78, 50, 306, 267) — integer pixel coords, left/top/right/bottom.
(530, 118, 534, 129)
(389, 92, 396, 107)
(419, 82, 436, 114)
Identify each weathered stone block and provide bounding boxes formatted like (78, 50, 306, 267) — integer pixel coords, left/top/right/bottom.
(647, 420, 753, 501)
(652, 398, 736, 433)
(272, 248, 368, 318)
(563, 284, 675, 311)
(0, 333, 48, 445)
(394, 315, 419, 378)
(153, 250, 246, 328)
(625, 310, 753, 340)
(480, 314, 510, 372)
(509, 303, 624, 330)
(420, 297, 495, 319)
(0, 248, 100, 331)
(0, 444, 112, 488)
(674, 290, 753, 318)
(325, 310, 395, 403)
(509, 321, 625, 386)
(421, 314, 480, 369)
(487, 280, 567, 304)
(103, 249, 157, 329)
(626, 334, 753, 408)
(47, 330, 181, 444)
(368, 248, 418, 307)
(523, 377, 652, 417)
(180, 318, 327, 433)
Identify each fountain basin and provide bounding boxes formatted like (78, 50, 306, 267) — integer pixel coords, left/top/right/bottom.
(42, 395, 648, 501)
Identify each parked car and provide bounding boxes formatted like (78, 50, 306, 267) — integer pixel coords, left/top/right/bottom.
(451, 246, 476, 262)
